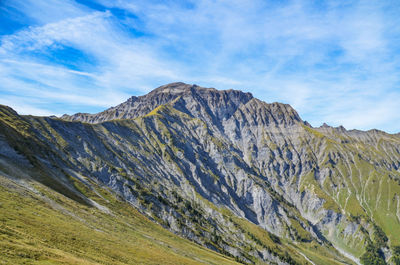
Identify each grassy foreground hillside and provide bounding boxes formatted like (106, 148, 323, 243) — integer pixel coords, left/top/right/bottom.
(0, 174, 239, 265)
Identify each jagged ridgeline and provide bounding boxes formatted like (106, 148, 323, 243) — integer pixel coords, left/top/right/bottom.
(1, 82, 400, 265)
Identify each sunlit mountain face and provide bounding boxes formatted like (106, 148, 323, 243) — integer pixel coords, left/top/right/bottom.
(1, 83, 400, 264)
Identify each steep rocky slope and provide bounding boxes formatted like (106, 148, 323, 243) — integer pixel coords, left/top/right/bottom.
(2, 82, 400, 264)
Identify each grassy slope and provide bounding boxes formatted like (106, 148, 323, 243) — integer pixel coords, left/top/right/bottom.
(0, 174, 240, 265)
(302, 127, 400, 259)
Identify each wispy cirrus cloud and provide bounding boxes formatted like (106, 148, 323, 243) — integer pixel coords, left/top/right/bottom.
(0, 5, 183, 114)
(0, 0, 399, 132)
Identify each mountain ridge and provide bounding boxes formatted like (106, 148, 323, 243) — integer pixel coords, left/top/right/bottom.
(59, 82, 397, 136)
(60, 82, 297, 126)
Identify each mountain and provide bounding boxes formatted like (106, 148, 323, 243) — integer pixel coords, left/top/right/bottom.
(1, 82, 400, 265)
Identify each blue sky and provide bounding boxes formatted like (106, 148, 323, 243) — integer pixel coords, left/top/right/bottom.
(1, 0, 400, 133)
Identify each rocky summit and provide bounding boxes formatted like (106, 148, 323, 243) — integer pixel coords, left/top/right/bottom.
(1, 82, 400, 265)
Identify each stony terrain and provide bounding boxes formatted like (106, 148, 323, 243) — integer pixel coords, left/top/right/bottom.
(2, 82, 400, 264)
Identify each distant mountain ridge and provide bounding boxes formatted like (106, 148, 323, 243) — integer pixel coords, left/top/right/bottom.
(2, 82, 400, 264)
(61, 82, 300, 127)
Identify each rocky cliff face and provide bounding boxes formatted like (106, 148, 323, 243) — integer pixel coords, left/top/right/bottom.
(2, 82, 400, 264)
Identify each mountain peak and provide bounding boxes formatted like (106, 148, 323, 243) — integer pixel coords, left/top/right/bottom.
(61, 83, 256, 124)
(149, 82, 194, 95)
(149, 82, 243, 98)
(59, 82, 303, 127)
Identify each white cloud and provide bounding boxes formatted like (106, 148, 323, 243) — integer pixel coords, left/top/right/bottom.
(3, 0, 89, 25)
(0, 7, 185, 114)
(0, 0, 399, 132)
(0, 96, 59, 117)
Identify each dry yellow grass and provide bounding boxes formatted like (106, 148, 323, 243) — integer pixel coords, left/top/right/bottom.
(0, 175, 239, 265)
